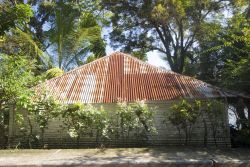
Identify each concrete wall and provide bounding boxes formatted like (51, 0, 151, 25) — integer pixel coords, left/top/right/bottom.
(8, 100, 231, 148)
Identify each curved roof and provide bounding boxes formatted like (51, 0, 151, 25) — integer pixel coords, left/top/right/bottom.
(39, 52, 227, 104)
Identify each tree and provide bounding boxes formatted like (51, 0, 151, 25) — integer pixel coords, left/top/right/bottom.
(114, 101, 156, 144)
(191, 7, 250, 135)
(1, 1, 107, 72)
(102, 0, 229, 73)
(0, 2, 51, 72)
(0, 3, 33, 35)
(0, 54, 35, 107)
(203, 100, 225, 147)
(220, 14, 250, 93)
(167, 99, 201, 145)
(195, 12, 250, 91)
(0, 54, 36, 148)
(15, 87, 63, 148)
(61, 103, 108, 147)
(28, 0, 106, 71)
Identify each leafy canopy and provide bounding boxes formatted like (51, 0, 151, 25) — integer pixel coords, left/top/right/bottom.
(0, 54, 35, 105)
(0, 3, 33, 35)
(103, 0, 229, 73)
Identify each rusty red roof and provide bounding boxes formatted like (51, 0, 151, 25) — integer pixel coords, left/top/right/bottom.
(39, 52, 228, 103)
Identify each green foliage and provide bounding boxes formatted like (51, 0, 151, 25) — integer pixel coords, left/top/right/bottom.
(1, 1, 107, 72)
(86, 55, 97, 64)
(0, 3, 33, 35)
(103, 0, 228, 73)
(0, 54, 35, 105)
(26, 90, 62, 130)
(168, 99, 201, 145)
(0, 52, 36, 149)
(196, 12, 250, 93)
(17, 88, 64, 148)
(0, 2, 50, 71)
(45, 68, 64, 80)
(220, 14, 250, 93)
(167, 99, 226, 146)
(114, 100, 156, 142)
(169, 100, 201, 126)
(203, 100, 225, 146)
(130, 101, 156, 133)
(45, 1, 106, 70)
(0, 29, 49, 69)
(61, 103, 108, 146)
(131, 50, 148, 61)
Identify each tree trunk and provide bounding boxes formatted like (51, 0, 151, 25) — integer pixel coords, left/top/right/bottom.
(188, 124, 192, 143)
(177, 127, 181, 145)
(185, 127, 188, 146)
(76, 135, 80, 148)
(203, 118, 208, 147)
(0, 103, 5, 148)
(41, 128, 45, 147)
(236, 98, 247, 129)
(57, 0, 64, 69)
(27, 117, 33, 149)
(212, 126, 217, 147)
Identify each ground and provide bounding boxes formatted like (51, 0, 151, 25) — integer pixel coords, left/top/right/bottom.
(0, 147, 250, 167)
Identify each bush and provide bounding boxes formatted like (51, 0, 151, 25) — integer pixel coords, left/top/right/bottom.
(167, 99, 201, 145)
(17, 88, 63, 148)
(113, 100, 156, 143)
(61, 103, 109, 147)
(45, 68, 64, 79)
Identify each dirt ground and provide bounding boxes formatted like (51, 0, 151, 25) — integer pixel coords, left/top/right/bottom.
(0, 147, 250, 166)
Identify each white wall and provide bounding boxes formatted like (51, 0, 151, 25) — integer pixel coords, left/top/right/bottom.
(9, 100, 231, 148)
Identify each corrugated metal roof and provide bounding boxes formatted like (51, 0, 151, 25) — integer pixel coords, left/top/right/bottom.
(38, 52, 228, 104)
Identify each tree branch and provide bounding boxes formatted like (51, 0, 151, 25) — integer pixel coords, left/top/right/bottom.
(154, 26, 174, 68)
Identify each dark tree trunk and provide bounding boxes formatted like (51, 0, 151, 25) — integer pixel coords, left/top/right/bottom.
(203, 118, 207, 147)
(185, 127, 188, 146)
(27, 117, 33, 149)
(236, 98, 247, 129)
(0, 103, 5, 148)
(0, 124, 5, 149)
(212, 125, 218, 147)
(76, 135, 80, 148)
(177, 127, 181, 145)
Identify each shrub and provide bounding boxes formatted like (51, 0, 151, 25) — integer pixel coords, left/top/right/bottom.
(114, 100, 156, 143)
(17, 88, 63, 148)
(204, 100, 225, 146)
(167, 99, 201, 145)
(61, 103, 109, 147)
(45, 68, 64, 79)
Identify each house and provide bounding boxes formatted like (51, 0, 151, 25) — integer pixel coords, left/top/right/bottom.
(8, 52, 232, 148)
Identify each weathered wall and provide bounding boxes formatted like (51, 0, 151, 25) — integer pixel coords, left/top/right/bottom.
(8, 100, 231, 148)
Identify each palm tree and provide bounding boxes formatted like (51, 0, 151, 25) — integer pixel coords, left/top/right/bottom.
(47, 1, 105, 71)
